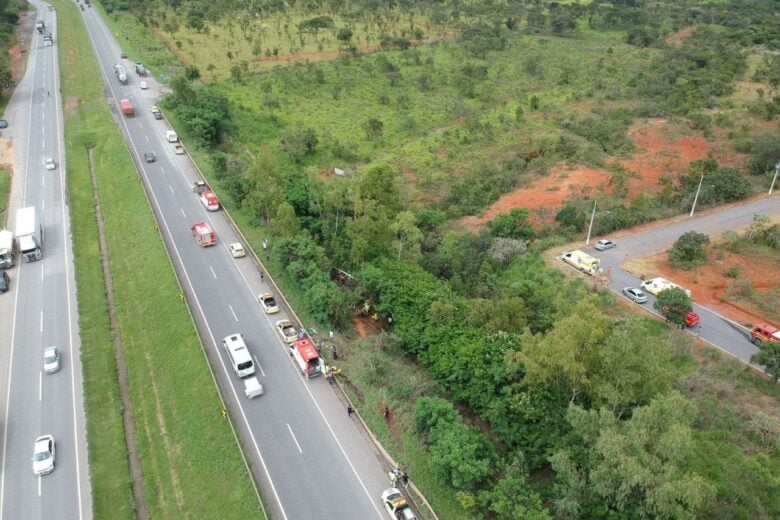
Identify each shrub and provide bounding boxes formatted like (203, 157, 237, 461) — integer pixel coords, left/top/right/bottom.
(669, 231, 710, 267)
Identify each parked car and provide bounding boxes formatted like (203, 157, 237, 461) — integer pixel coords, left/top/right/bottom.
(0, 271, 9, 293)
(622, 287, 647, 304)
(120, 51, 127, 59)
(594, 239, 616, 251)
(257, 292, 279, 314)
(139, 80, 148, 90)
(32, 435, 55, 475)
(44, 157, 56, 170)
(0, 119, 8, 128)
(174, 144, 185, 155)
(229, 243, 246, 258)
(381, 488, 417, 520)
(144, 152, 156, 163)
(275, 320, 298, 344)
(43, 346, 61, 374)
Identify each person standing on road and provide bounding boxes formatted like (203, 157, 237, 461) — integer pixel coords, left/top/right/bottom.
(347, 405, 354, 417)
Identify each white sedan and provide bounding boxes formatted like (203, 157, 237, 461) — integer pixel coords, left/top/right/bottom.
(32, 435, 55, 475)
(44, 157, 56, 170)
(43, 346, 61, 374)
(139, 80, 148, 90)
(257, 292, 279, 314)
(229, 243, 246, 258)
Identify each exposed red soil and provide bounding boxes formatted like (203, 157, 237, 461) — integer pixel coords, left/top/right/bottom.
(666, 26, 696, 46)
(631, 249, 779, 326)
(460, 165, 612, 231)
(619, 118, 709, 198)
(352, 315, 383, 337)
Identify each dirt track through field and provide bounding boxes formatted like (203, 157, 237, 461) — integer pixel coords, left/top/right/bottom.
(88, 148, 149, 520)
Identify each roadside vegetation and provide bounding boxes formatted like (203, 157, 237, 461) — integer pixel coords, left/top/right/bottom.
(0, 0, 23, 110)
(56, 1, 261, 517)
(90, 0, 779, 518)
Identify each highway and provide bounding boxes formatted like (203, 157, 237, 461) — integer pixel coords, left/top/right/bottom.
(587, 196, 780, 366)
(78, 4, 391, 519)
(0, 3, 91, 520)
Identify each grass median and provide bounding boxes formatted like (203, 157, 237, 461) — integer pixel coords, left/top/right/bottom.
(55, 1, 262, 518)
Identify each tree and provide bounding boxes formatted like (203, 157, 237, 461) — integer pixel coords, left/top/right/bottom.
(487, 238, 527, 264)
(364, 118, 384, 140)
(668, 231, 709, 267)
(337, 27, 353, 45)
(751, 340, 780, 382)
(519, 296, 612, 403)
(414, 396, 459, 435)
(270, 201, 301, 236)
(430, 422, 496, 490)
(392, 211, 422, 260)
(478, 458, 552, 520)
(184, 65, 201, 81)
(487, 208, 535, 239)
(551, 393, 714, 519)
(653, 288, 693, 328)
(279, 128, 319, 162)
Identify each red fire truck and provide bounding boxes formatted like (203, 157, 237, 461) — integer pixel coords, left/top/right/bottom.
(191, 221, 216, 247)
(291, 337, 322, 378)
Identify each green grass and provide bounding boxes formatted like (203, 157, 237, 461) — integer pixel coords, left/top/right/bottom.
(56, 1, 262, 517)
(0, 166, 10, 223)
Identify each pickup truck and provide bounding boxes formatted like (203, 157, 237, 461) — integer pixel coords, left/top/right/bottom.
(751, 323, 780, 345)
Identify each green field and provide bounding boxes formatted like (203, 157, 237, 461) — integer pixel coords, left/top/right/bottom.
(55, 0, 262, 517)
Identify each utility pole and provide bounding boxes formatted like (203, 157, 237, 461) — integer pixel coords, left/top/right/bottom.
(769, 160, 780, 195)
(690, 172, 705, 217)
(585, 200, 597, 245)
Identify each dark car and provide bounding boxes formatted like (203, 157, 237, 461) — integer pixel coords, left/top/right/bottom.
(0, 271, 10, 293)
(120, 52, 127, 59)
(144, 152, 156, 163)
(0, 119, 7, 129)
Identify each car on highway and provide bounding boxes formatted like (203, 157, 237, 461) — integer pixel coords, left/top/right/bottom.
(44, 157, 56, 170)
(0, 271, 9, 293)
(594, 239, 616, 251)
(0, 119, 7, 128)
(120, 51, 127, 59)
(275, 320, 298, 344)
(622, 287, 647, 304)
(174, 144, 185, 155)
(257, 292, 279, 314)
(139, 80, 148, 90)
(43, 346, 61, 374)
(32, 435, 55, 475)
(381, 488, 417, 520)
(229, 243, 246, 258)
(144, 152, 156, 163)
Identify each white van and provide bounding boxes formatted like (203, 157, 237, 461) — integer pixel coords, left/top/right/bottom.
(165, 130, 178, 143)
(222, 333, 255, 378)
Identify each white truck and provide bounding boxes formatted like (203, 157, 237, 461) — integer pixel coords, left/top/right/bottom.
(0, 229, 16, 268)
(16, 207, 43, 262)
(114, 64, 128, 84)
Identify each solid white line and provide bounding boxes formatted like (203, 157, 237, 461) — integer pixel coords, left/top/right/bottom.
(254, 356, 265, 377)
(39, 373, 42, 401)
(210, 266, 217, 279)
(228, 304, 238, 322)
(286, 424, 302, 454)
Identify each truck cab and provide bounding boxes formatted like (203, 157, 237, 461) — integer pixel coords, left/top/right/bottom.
(751, 323, 780, 345)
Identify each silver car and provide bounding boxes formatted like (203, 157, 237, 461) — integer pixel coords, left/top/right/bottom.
(32, 435, 55, 475)
(595, 239, 616, 251)
(622, 287, 647, 304)
(43, 346, 61, 374)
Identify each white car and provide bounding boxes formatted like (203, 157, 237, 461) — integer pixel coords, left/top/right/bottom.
(594, 239, 616, 251)
(275, 320, 298, 344)
(44, 157, 56, 170)
(43, 346, 61, 374)
(32, 435, 55, 475)
(139, 80, 148, 90)
(381, 488, 417, 520)
(229, 243, 246, 258)
(257, 292, 279, 314)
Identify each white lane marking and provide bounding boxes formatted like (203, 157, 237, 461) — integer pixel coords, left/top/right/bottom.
(39, 373, 42, 402)
(168, 185, 174, 194)
(159, 168, 165, 175)
(210, 266, 217, 279)
(145, 135, 149, 142)
(228, 304, 238, 322)
(180, 208, 186, 218)
(41, 175, 45, 187)
(286, 424, 302, 454)
(38, 476, 41, 497)
(139, 122, 143, 129)
(41, 199, 45, 213)
(40, 311, 44, 332)
(254, 356, 266, 377)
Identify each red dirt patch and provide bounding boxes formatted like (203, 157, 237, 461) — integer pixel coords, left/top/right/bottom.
(619, 119, 709, 198)
(632, 249, 779, 326)
(666, 26, 696, 46)
(460, 165, 612, 231)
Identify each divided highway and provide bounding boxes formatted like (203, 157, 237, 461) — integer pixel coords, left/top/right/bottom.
(0, 3, 91, 520)
(587, 196, 780, 366)
(78, 5, 390, 519)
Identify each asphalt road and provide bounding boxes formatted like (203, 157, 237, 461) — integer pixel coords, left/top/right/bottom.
(78, 5, 391, 520)
(582, 196, 780, 366)
(0, 3, 91, 520)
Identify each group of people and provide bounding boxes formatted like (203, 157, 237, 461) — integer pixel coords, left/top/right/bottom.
(389, 467, 409, 488)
